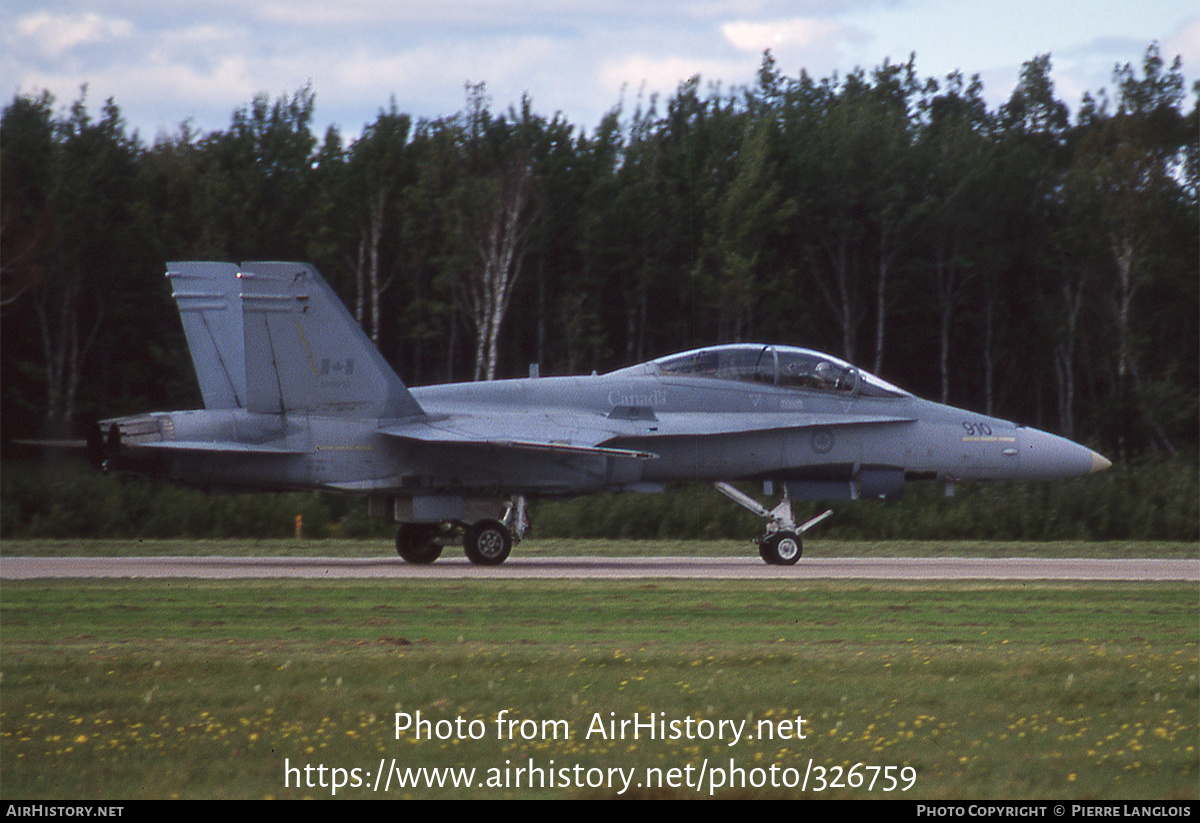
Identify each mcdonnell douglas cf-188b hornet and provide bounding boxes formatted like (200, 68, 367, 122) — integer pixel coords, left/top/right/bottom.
(91, 261, 1111, 565)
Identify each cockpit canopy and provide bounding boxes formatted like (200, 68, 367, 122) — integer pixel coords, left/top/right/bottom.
(651, 344, 909, 398)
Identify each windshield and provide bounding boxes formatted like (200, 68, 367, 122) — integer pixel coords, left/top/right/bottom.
(652, 344, 908, 398)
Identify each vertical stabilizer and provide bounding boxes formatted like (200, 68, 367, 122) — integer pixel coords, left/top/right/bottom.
(237, 262, 424, 419)
(167, 262, 246, 409)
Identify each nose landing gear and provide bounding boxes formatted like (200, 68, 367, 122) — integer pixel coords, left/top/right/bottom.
(711, 482, 832, 565)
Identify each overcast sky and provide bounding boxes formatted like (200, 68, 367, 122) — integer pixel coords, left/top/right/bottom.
(4, 1, 1197, 142)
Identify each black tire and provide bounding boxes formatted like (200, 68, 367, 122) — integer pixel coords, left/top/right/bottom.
(759, 531, 802, 565)
(464, 519, 512, 565)
(396, 524, 443, 564)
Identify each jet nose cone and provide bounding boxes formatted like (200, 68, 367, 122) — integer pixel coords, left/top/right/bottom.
(1091, 451, 1112, 473)
(1020, 427, 1111, 480)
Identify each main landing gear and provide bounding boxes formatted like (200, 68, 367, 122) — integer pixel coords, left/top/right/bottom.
(394, 523, 446, 564)
(395, 496, 528, 566)
(711, 482, 832, 565)
(463, 519, 512, 565)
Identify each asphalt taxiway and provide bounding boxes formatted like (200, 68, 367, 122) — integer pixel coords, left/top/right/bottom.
(1, 556, 1195, 580)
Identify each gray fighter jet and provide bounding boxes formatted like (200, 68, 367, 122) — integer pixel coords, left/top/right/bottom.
(93, 261, 1110, 565)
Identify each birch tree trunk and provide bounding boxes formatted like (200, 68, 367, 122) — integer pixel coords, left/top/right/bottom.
(464, 160, 536, 381)
(366, 186, 388, 345)
(1052, 277, 1086, 438)
(35, 267, 102, 434)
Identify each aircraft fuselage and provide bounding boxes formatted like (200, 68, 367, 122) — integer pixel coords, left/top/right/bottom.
(106, 370, 1101, 502)
(95, 262, 1109, 565)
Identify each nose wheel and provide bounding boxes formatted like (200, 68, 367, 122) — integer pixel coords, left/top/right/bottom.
(759, 531, 802, 565)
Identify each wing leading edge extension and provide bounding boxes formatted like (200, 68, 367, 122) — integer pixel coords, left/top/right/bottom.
(380, 409, 917, 458)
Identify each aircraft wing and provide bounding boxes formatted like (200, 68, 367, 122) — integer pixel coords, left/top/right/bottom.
(380, 416, 657, 460)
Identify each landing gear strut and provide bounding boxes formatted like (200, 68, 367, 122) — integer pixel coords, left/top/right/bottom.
(712, 482, 832, 566)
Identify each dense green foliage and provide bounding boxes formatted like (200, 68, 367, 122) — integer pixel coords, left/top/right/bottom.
(2, 46, 1196, 462)
(535, 460, 1200, 542)
(2, 458, 1195, 541)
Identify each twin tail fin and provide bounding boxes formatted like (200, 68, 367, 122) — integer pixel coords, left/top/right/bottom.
(167, 261, 423, 419)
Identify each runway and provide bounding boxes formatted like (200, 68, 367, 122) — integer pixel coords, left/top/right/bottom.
(2, 555, 1196, 581)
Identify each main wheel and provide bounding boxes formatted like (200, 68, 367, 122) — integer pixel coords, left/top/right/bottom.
(759, 531, 802, 565)
(464, 519, 512, 565)
(396, 524, 443, 564)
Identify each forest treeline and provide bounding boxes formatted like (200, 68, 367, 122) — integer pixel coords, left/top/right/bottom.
(2, 45, 1197, 465)
(2, 458, 1196, 541)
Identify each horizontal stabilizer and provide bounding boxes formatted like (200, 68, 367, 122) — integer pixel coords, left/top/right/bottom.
(13, 439, 88, 449)
(130, 440, 306, 455)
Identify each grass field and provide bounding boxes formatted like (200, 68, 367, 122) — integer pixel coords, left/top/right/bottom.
(1, 539, 1196, 799)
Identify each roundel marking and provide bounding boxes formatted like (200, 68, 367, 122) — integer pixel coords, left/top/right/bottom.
(811, 428, 835, 454)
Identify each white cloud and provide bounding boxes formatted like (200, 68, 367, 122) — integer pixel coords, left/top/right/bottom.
(251, 0, 714, 29)
(1163, 16, 1200, 69)
(17, 11, 133, 59)
(1, 1, 1192, 141)
(598, 53, 749, 105)
(721, 17, 864, 53)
